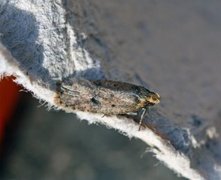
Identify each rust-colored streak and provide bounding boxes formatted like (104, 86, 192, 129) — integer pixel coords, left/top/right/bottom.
(0, 77, 20, 144)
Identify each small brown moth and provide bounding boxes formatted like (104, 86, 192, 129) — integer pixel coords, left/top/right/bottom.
(55, 79, 160, 130)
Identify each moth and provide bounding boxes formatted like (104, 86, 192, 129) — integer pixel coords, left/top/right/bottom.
(55, 79, 160, 130)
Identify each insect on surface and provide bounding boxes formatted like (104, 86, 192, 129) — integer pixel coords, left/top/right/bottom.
(55, 79, 160, 130)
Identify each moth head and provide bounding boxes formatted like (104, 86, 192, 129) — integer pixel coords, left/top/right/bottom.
(145, 92, 160, 105)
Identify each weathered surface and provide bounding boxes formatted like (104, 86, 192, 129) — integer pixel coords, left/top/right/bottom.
(67, 1, 221, 179)
(1, 0, 221, 179)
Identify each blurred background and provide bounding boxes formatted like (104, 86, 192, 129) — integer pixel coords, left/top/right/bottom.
(0, 77, 182, 180)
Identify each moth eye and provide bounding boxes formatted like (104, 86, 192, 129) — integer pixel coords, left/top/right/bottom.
(152, 97, 157, 101)
(111, 104, 116, 107)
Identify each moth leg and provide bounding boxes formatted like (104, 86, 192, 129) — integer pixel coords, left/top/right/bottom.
(126, 112, 137, 116)
(138, 107, 148, 130)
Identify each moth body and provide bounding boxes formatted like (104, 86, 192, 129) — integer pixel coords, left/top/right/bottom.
(55, 79, 160, 116)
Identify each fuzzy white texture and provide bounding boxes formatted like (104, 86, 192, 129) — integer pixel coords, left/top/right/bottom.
(0, 43, 55, 104)
(11, 0, 101, 79)
(0, 0, 205, 180)
(76, 111, 204, 180)
(0, 0, 101, 102)
(0, 43, 19, 76)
